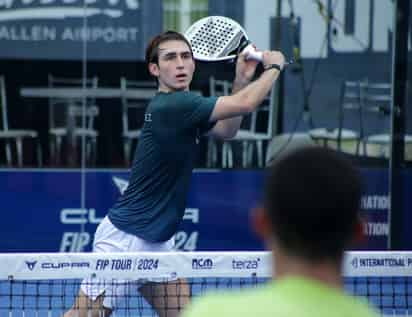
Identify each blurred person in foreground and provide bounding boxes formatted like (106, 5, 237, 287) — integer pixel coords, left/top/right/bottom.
(183, 146, 378, 317)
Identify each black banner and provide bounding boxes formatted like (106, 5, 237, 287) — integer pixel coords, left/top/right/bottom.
(0, 0, 162, 60)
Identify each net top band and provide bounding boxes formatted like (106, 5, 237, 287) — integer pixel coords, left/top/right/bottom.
(1, 251, 411, 280)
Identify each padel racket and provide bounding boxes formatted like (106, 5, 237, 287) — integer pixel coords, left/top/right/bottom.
(184, 16, 263, 62)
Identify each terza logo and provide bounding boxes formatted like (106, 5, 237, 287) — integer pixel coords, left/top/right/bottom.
(232, 258, 260, 270)
(192, 258, 213, 270)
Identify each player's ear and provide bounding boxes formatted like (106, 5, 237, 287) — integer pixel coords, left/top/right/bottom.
(251, 206, 272, 241)
(148, 62, 160, 78)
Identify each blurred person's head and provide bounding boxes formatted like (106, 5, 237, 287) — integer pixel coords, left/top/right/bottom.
(145, 31, 195, 92)
(254, 146, 363, 268)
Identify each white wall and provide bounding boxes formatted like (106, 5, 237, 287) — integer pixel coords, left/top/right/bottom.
(244, 0, 400, 58)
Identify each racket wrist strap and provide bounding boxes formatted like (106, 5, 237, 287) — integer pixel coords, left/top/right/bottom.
(264, 64, 282, 72)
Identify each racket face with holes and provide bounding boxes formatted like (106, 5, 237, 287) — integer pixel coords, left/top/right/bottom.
(184, 16, 250, 62)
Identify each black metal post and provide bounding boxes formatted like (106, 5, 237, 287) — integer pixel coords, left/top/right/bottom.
(273, 0, 284, 135)
(388, 0, 409, 250)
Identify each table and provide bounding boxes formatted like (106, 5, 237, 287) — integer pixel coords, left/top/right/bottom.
(20, 87, 158, 100)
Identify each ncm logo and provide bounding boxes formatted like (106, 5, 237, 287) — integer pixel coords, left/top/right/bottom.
(192, 258, 213, 270)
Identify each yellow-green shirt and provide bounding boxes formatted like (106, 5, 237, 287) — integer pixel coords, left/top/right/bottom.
(183, 276, 379, 317)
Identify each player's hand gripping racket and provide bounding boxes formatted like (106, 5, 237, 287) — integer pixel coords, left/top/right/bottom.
(184, 15, 292, 65)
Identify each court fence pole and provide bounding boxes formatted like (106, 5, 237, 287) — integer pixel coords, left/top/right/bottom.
(388, 0, 409, 250)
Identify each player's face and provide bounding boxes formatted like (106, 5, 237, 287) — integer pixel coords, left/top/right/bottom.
(150, 40, 195, 92)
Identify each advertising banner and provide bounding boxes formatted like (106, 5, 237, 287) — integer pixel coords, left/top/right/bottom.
(0, 0, 162, 60)
(0, 169, 410, 252)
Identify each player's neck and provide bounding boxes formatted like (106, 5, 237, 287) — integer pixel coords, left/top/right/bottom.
(158, 83, 190, 93)
(273, 250, 343, 290)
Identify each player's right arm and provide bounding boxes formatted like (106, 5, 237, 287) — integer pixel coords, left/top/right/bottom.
(209, 50, 285, 122)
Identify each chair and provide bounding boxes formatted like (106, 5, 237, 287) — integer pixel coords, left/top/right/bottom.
(120, 77, 157, 166)
(361, 81, 392, 157)
(309, 80, 364, 155)
(0, 76, 42, 167)
(206, 76, 231, 167)
(310, 80, 393, 157)
(361, 82, 412, 160)
(221, 84, 277, 168)
(48, 74, 99, 165)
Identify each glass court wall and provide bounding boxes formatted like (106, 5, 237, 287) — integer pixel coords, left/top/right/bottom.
(0, 0, 410, 253)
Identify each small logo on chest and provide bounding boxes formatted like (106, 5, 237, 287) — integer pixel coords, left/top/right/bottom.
(145, 113, 152, 122)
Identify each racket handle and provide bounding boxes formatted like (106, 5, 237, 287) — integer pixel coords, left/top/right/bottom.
(242, 44, 263, 62)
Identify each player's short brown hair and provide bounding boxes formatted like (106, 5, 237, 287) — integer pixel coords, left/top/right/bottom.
(145, 31, 193, 65)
